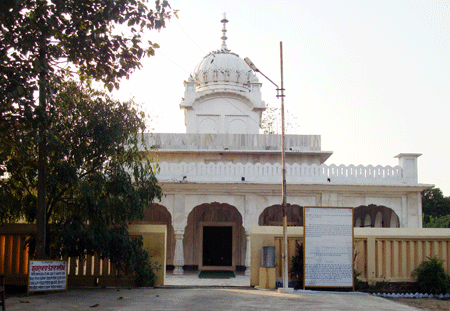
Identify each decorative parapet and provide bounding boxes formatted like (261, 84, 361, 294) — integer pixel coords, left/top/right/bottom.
(155, 161, 417, 185)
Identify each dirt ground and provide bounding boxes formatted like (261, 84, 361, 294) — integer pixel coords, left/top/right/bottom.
(389, 298, 450, 311)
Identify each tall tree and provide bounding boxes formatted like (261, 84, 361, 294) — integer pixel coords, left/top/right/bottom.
(0, 78, 162, 285)
(422, 187, 450, 227)
(0, 0, 174, 258)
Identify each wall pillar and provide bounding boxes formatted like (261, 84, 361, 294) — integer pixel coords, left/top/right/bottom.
(395, 153, 421, 184)
(406, 192, 421, 228)
(366, 236, 376, 284)
(321, 192, 338, 207)
(173, 229, 185, 275)
(245, 230, 251, 276)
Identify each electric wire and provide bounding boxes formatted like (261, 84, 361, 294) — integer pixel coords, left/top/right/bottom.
(173, 18, 207, 55)
(155, 50, 191, 75)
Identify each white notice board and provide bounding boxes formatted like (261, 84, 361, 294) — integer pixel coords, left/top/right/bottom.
(303, 207, 354, 289)
(28, 260, 68, 293)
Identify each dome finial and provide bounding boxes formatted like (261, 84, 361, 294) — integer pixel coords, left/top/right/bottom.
(220, 12, 230, 52)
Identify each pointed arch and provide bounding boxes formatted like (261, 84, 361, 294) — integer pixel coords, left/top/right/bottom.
(364, 214, 372, 227)
(184, 202, 245, 271)
(390, 210, 400, 227)
(258, 204, 303, 226)
(354, 204, 400, 228)
(374, 212, 383, 227)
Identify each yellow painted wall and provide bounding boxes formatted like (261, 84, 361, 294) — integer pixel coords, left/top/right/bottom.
(259, 267, 276, 289)
(354, 228, 450, 283)
(250, 226, 303, 286)
(250, 226, 450, 286)
(0, 224, 167, 287)
(129, 224, 167, 286)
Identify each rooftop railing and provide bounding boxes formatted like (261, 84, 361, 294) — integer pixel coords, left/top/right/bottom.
(155, 161, 416, 185)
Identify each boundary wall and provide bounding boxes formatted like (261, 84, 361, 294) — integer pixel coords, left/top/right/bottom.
(251, 226, 450, 286)
(0, 224, 166, 287)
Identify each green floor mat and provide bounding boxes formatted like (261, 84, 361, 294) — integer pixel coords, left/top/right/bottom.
(198, 270, 236, 278)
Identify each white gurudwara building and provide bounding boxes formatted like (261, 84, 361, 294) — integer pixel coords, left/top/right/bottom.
(138, 15, 429, 275)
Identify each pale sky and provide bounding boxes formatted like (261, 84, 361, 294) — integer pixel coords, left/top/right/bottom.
(113, 0, 450, 196)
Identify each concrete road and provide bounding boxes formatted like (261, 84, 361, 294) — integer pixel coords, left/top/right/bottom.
(6, 287, 420, 311)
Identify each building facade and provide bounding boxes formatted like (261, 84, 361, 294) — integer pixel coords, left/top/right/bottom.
(138, 15, 430, 275)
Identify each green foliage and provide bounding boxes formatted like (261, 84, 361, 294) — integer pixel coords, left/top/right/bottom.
(412, 256, 450, 294)
(57, 224, 160, 287)
(0, 0, 174, 95)
(0, 0, 174, 258)
(424, 215, 450, 228)
(290, 242, 303, 289)
(0, 78, 162, 285)
(422, 187, 450, 226)
(0, 0, 175, 146)
(353, 269, 364, 291)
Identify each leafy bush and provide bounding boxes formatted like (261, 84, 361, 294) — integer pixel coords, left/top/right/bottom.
(424, 215, 450, 228)
(353, 269, 364, 291)
(57, 222, 160, 287)
(290, 242, 303, 289)
(412, 256, 450, 294)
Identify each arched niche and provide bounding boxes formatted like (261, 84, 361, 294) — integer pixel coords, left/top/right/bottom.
(354, 204, 400, 228)
(198, 117, 219, 133)
(228, 118, 247, 134)
(390, 210, 400, 227)
(364, 215, 372, 227)
(374, 212, 383, 227)
(258, 204, 303, 226)
(184, 202, 245, 271)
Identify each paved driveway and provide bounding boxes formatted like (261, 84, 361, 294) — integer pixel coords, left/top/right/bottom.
(6, 287, 419, 311)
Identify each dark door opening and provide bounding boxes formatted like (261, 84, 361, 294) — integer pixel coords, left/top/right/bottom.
(203, 226, 232, 266)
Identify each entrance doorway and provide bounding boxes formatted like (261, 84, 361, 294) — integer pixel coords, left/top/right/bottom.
(186, 204, 244, 271)
(202, 226, 232, 267)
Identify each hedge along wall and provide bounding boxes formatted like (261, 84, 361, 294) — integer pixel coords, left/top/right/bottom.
(0, 224, 166, 287)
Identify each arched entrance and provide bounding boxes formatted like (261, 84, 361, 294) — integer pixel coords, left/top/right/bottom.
(134, 204, 175, 269)
(354, 205, 400, 228)
(258, 204, 304, 226)
(184, 202, 245, 271)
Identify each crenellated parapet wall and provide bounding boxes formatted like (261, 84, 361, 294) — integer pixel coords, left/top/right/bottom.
(141, 133, 422, 186)
(155, 157, 419, 185)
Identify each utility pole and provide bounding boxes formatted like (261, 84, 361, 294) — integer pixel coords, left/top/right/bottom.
(245, 41, 293, 293)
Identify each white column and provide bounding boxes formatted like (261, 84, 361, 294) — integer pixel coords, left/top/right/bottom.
(245, 231, 251, 276)
(395, 153, 421, 184)
(173, 229, 185, 275)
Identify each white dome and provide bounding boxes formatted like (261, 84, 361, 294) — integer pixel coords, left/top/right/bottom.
(193, 50, 256, 92)
(180, 14, 266, 135)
